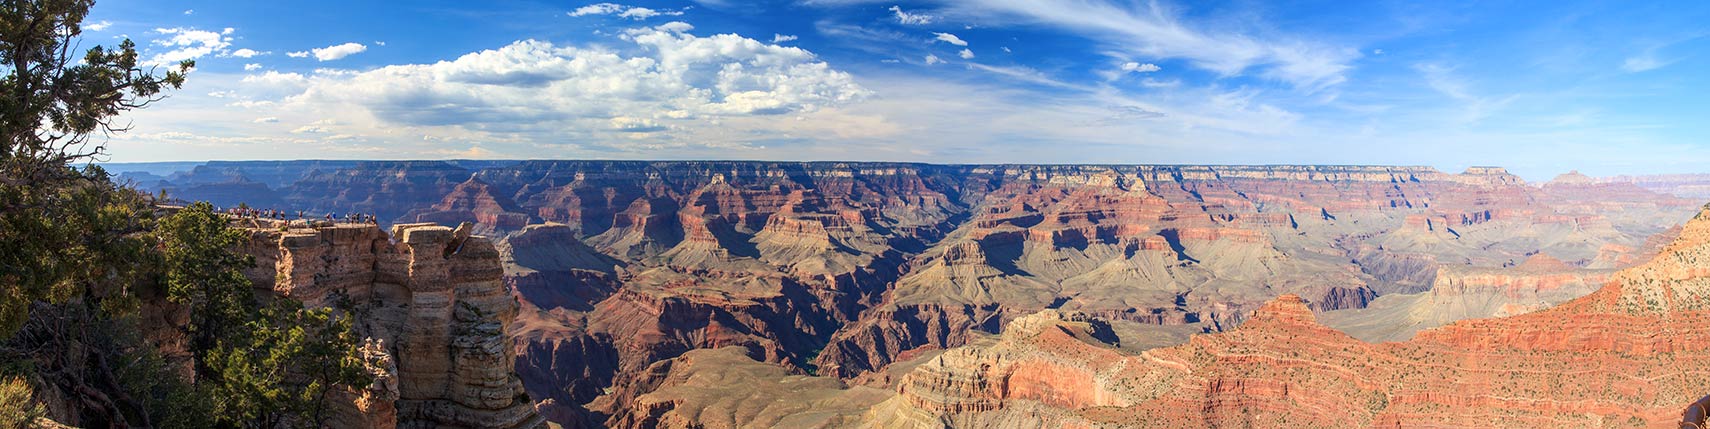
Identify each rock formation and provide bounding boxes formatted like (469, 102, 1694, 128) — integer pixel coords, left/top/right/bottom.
(127, 160, 1701, 427)
(243, 221, 544, 429)
(846, 204, 1710, 428)
(1320, 254, 1613, 342)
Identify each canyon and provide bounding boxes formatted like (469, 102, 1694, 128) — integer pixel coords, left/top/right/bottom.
(121, 160, 1703, 428)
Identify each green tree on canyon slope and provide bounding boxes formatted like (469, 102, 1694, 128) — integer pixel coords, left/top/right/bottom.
(0, 1, 370, 427)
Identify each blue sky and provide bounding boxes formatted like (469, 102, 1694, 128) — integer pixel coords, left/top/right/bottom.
(88, 0, 1710, 180)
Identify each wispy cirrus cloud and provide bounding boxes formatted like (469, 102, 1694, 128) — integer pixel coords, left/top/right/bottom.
(889, 5, 935, 25)
(930, 0, 1358, 90)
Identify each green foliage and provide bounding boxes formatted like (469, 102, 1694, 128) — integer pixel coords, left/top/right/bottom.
(0, 164, 155, 338)
(2, 0, 191, 176)
(1, 0, 187, 339)
(157, 201, 256, 358)
(206, 300, 372, 428)
(0, 3, 374, 426)
(110, 342, 213, 429)
(0, 377, 45, 429)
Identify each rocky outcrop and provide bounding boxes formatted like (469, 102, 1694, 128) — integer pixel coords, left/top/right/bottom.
(1595, 173, 1710, 200)
(409, 176, 533, 235)
(1321, 254, 1614, 342)
(863, 204, 1710, 428)
(243, 222, 544, 429)
(132, 161, 1700, 428)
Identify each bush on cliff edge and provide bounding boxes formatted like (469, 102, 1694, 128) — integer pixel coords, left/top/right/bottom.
(0, 1, 371, 427)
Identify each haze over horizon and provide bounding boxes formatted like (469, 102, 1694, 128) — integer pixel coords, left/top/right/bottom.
(91, 0, 1710, 180)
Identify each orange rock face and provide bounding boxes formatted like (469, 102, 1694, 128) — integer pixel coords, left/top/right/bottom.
(876, 206, 1710, 428)
(408, 175, 532, 234)
(149, 161, 1700, 428)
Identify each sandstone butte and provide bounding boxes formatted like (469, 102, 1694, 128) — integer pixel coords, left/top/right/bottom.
(129, 161, 1700, 427)
(239, 220, 545, 429)
(612, 204, 1710, 429)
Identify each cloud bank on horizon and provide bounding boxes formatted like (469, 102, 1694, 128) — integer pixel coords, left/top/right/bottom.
(89, 0, 1710, 180)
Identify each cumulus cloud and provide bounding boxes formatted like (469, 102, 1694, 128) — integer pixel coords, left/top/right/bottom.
(610, 116, 667, 132)
(889, 5, 934, 25)
(1120, 62, 1160, 73)
(286, 51, 309, 58)
(85, 20, 111, 31)
(569, 3, 685, 20)
(244, 63, 262, 71)
(307, 42, 367, 61)
(147, 27, 234, 65)
(924, 54, 943, 65)
(227, 48, 267, 58)
(772, 34, 798, 43)
(250, 27, 867, 140)
(932, 32, 967, 46)
(958, 49, 974, 59)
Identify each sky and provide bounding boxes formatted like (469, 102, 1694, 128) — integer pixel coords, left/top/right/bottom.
(83, 0, 1710, 180)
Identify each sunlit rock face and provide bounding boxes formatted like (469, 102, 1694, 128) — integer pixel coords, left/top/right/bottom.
(152, 160, 1698, 428)
(243, 222, 545, 429)
(609, 204, 1710, 427)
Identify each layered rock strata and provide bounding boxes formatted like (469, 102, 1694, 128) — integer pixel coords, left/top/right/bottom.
(243, 222, 544, 429)
(127, 161, 1699, 428)
(869, 205, 1710, 428)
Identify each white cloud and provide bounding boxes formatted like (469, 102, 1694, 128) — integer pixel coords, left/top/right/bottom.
(146, 27, 234, 65)
(252, 29, 868, 144)
(242, 70, 309, 89)
(889, 5, 934, 25)
(932, 32, 967, 46)
(570, 3, 623, 16)
(1002, 46, 1011, 53)
(958, 48, 974, 59)
(227, 48, 267, 58)
(374, 41, 387, 46)
(936, 0, 1357, 89)
(610, 116, 667, 132)
(286, 51, 309, 58)
(1621, 54, 1667, 73)
(309, 42, 367, 61)
(1415, 63, 1515, 124)
(649, 21, 695, 34)
(1120, 62, 1160, 73)
(252, 117, 279, 123)
(291, 125, 328, 134)
(244, 63, 263, 71)
(772, 34, 798, 43)
(569, 3, 684, 20)
(182, 9, 193, 15)
(924, 54, 943, 65)
(85, 20, 111, 31)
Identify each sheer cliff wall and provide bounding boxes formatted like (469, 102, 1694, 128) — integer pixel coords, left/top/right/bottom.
(242, 222, 545, 429)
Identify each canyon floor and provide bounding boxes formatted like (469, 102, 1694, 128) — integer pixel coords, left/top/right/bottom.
(122, 161, 1710, 428)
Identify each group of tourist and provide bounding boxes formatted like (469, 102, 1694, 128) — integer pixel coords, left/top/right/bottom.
(216, 205, 380, 224)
